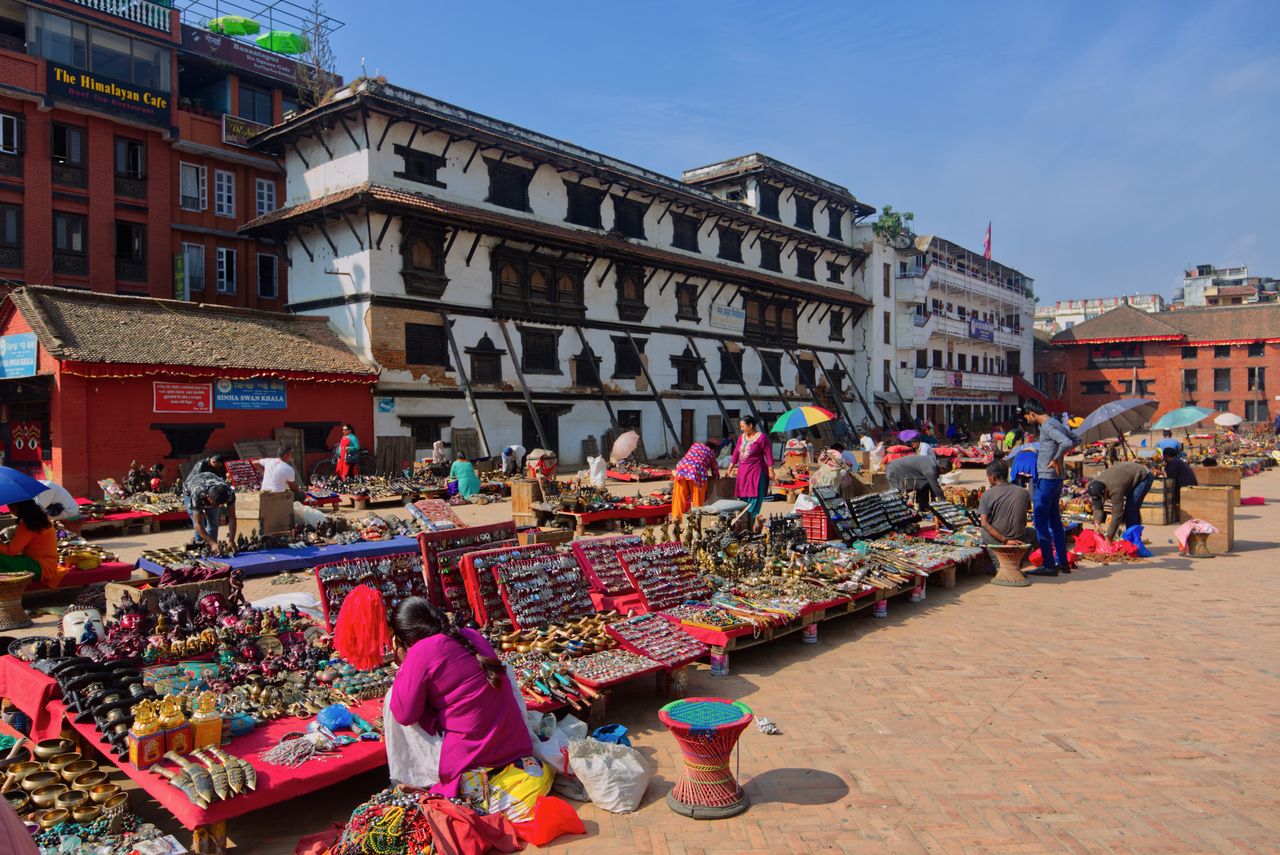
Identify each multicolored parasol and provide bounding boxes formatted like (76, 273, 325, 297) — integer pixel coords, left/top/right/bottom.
(769, 406, 835, 433)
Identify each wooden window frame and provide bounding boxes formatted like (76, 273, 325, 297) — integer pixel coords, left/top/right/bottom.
(400, 220, 450, 298)
(675, 282, 700, 322)
(671, 212, 700, 253)
(491, 247, 586, 319)
(485, 159, 533, 211)
(759, 238, 781, 272)
(0, 203, 21, 269)
(614, 265, 648, 322)
(795, 249, 816, 280)
(405, 321, 451, 368)
(716, 226, 743, 262)
(757, 183, 780, 220)
(611, 196, 646, 239)
(611, 335, 646, 379)
(518, 326, 562, 375)
(256, 252, 279, 299)
(794, 196, 815, 231)
(564, 181, 604, 229)
(394, 144, 446, 188)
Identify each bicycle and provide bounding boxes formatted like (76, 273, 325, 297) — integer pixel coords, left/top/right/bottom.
(310, 447, 377, 481)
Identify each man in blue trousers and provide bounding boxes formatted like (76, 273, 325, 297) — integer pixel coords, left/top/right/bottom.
(1019, 400, 1082, 577)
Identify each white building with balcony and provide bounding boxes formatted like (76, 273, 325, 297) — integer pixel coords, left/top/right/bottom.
(244, 82, 880, 462)
(1033, 294, 1166, 335)
(880, 233, 1035, 428)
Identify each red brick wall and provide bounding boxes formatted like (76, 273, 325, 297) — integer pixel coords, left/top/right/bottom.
(1038, 340, 1279, 421)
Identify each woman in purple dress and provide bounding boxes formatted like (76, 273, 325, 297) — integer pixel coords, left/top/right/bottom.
(388, 598, 533, 797)
(728, 415, 775, 521)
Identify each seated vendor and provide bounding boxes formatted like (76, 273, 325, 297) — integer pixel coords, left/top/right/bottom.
(977, 461, 1035, 546)
(388, 597, 532, 797)
(0, 500, 58, 581)
(449, 453, 481, 499)
(1162, 446, 1198, 505)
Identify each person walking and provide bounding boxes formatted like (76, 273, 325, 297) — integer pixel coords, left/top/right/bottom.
(976, 460, 1034, 545)
(727, 416, 774, 522)
(886, 454, 945, 512)
(1086, 461, 1155, 541)
(334, 424, 361, 479)
(1020, 400, 1081, 577)
(671, 440, 719, 520)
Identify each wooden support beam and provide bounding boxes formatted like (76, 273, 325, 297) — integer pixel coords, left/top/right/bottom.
(288, 141, 310, 169)
(360, 108, 371, 148)
(655, 203, 672, 225)
(337, 115, 360, 150)
(443, 316, 491, 457)
(657, 271, 675, 296)
(626, 331, 681, 454)
(310, 128, 333, 158)
(810, 349, 855, 428)
(403, 122, 420, 153)
(464, 233, 483, 266)
(683, 335, 733, 432)
(642, 268, 659, 288)
(294, 229, 314, 263)
(374, 213, 394, 250)
(596, 259, 616, 287)
(340, 212, 364, 249)
(316, 222, 339, 255)
(363, 206, 373, 252)
(497, 320, 549, 450)
(804, 302, 822, 322)
(462, 141, 483, 173)
(571, 326, 619, 431)
(785, 349, 824, 413)
(375, 117, 402, 151)
(439, 135, 457, 160)
(442, 226, 460, 260)
(749, 345, 789, 409)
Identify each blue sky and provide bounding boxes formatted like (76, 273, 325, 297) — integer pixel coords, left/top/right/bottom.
(325, 0, 1278, 304)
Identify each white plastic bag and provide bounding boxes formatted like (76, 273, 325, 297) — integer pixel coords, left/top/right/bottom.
(557, 714, 588, 742)
(294, 501, 326, 527)
(793, 493, 819, 512)
(534, 726, 572, 775)
(586, 455, 607, 487)
(566, 738, 651, 813)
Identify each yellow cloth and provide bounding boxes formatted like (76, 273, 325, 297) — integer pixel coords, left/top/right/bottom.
(670, 477, 707, 520)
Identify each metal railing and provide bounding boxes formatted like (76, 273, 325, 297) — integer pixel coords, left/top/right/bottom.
(68, 0, 173, 33)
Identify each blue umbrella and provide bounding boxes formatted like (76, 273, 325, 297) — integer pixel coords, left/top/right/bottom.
(1076, 398, 1157, 444)
(0, 466, 51, 506)
(1151, 406, 1214, 431)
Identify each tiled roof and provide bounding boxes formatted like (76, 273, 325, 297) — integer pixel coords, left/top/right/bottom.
(8, 286, 375, 376)
(1050, 304, 1184, 344)
(1051, 302, 1280, 345)
(244, 183, 874, 310)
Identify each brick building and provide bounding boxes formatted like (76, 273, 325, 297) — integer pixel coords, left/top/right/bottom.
(1039, 303, 1279, 424)
(0, 286, 375, 495)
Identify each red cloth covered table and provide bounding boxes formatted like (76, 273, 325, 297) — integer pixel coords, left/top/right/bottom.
(64, 695, 388, 830)
(0, 655, 64, 741)
(28, 561, 133, 592)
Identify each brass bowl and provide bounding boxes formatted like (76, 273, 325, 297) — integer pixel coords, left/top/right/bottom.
(47, 751, 82, 773)
(102, 791, 129, 812)
(4, 791, 29, 813)
(4, 760, 40, 785)
(54, 789, 87, 810)
(59, 760, 96, 782)
(21, 771, 59, 793)
(37, 807, 69, 829)
(72, 805, 101, 824)
(73, 770, 109, 792)
(33, 739, 73, 761)
(89, 783, 121, 804)
(30, 783, 67, 808)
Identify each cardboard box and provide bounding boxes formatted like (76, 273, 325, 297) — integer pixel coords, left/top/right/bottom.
(106, 577, 232, 619)
(1179, 486, 1236, 553)
(234, 490, 294, 535)
(1191, 466, 1242, 493)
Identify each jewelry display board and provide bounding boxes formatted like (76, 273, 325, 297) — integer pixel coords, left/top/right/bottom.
(435, 540, 517, 621)
(571, 535, 641, 595)
(617, 542, 713, 612)
(930, 500, 976, 530)
(225, 459, 262, 490)
(314, 550, 425, 630)
(847, 494, 893, 539)
(489, 553, 596, 630)
(607, 612, 708, 668)
(878, 490, 921, 533)
(811, 486, 862, 544)
(418, 523, 517, 608)
(459, 544, 555, 627)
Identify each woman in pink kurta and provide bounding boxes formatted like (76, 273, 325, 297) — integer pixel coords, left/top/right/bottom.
(389, 598, 532, 797)
(728, 416, 775, 520)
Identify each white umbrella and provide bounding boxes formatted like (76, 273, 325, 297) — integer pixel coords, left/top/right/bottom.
(610, 430, 640, 463)
(36, 480, 79, 520)
(1213, 412, 1243, 427)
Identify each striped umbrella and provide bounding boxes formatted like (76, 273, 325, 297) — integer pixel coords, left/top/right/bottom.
(770, 406, 835, 433)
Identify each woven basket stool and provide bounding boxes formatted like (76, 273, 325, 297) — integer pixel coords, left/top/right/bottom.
(988, 543, 1031, 588)
(0, 572, 33, 631)
(658, 697, 752, 819)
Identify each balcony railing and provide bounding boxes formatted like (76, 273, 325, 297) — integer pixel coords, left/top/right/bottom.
(68, 0, 172, 33)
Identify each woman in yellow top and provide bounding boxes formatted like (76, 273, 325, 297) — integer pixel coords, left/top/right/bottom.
(0, 500, 58, 581)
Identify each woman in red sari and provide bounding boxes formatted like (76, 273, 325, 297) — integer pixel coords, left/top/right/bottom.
(334, 424, 361, 479)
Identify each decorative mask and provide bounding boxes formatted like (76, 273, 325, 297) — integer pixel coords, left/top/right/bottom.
(62, 608, 105, 645)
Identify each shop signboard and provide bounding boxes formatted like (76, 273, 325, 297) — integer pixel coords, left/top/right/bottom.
(181, 24, 302, 86)
(222, 114, 269, 148)
(708, 302, 746, 334)
(0, 332, 38, 378)
(47, 63, 170, 128)
(154, 382, 213, 414)
(968, 318, 995, 342)
(376, 397, 396, 413)
(214, 379, 287, 410)
(173, 254, 186, 302)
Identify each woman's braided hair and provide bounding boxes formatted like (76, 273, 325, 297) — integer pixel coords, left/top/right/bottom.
(390, 597, 504, 688)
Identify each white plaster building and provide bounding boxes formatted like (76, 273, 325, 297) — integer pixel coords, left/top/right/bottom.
(1034, 294, 1166, 335)
(1175, 264, 1250, 307)
(245, 82, 878, 463)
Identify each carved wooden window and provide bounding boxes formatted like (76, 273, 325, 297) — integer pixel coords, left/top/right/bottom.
(794, 197, 815, 231)
(612, 197, 646, 238)
(615, 266, 648, 322)
(757, 183, 780, 220)
(565, 182, 604, 228)
(395, 144, 445, 188)
(401, 222, 449, 298)
(486, 160, 532, 211)
(760, 239, 781, 272)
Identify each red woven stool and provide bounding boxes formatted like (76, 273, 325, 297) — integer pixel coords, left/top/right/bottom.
(659, 696, 753, 819)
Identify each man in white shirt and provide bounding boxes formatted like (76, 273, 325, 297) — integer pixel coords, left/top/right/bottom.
(258, 448, 300, 496)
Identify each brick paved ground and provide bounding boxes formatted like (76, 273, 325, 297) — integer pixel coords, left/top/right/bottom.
(19, 470, 1280, 853)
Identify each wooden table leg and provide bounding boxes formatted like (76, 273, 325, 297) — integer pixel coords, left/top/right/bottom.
(939, 565, 957, 588)
(586, 691, 609, 730)
(192, 821, 227, 855)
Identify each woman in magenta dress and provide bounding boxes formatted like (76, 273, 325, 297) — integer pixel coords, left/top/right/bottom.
(388, 598, 532, 797)
(728, 415, 775, 521)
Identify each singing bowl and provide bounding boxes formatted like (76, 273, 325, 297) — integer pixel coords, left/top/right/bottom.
(89, 783, 121, 804)
(59, 760, 96, 782)
(37, 807, 69, 829)
(21, 771, 59, 793)
(73, 770, 109, 792)
(30, 783, 67, 808)
(47, 751, 82, 773)
(72, 805, 101, 823)
(32, 739, 74, 761)
(54, 789, 87, 810)
(4, 790, 29, 813)
(4, 760, 40, 786)
(102, 791, 129, 811)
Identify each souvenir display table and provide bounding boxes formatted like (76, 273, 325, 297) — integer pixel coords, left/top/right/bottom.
(137, 536, 421, 577)
(607, 467, 671, 482)
(0, 654, 64, 740)
(28, 561, 133, 592)
(549, 502, 673, 536)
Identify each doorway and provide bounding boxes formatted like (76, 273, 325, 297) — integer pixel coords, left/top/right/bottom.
(521, 409, 560, 452)
(680, 409, 694, 448)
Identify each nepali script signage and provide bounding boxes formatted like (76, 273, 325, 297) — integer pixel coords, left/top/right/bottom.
(154, 382, 213, 414)
(181, 24, 301, 86)
(968, 318, 995, 342)
(47, 64, 170, 128)
(708, 302, 746, 334)
(214, 379, 287, 410)
(0, 333, 38, 379)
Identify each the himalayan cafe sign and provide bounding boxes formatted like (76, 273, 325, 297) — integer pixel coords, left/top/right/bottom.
(47, 64, 170, 128)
